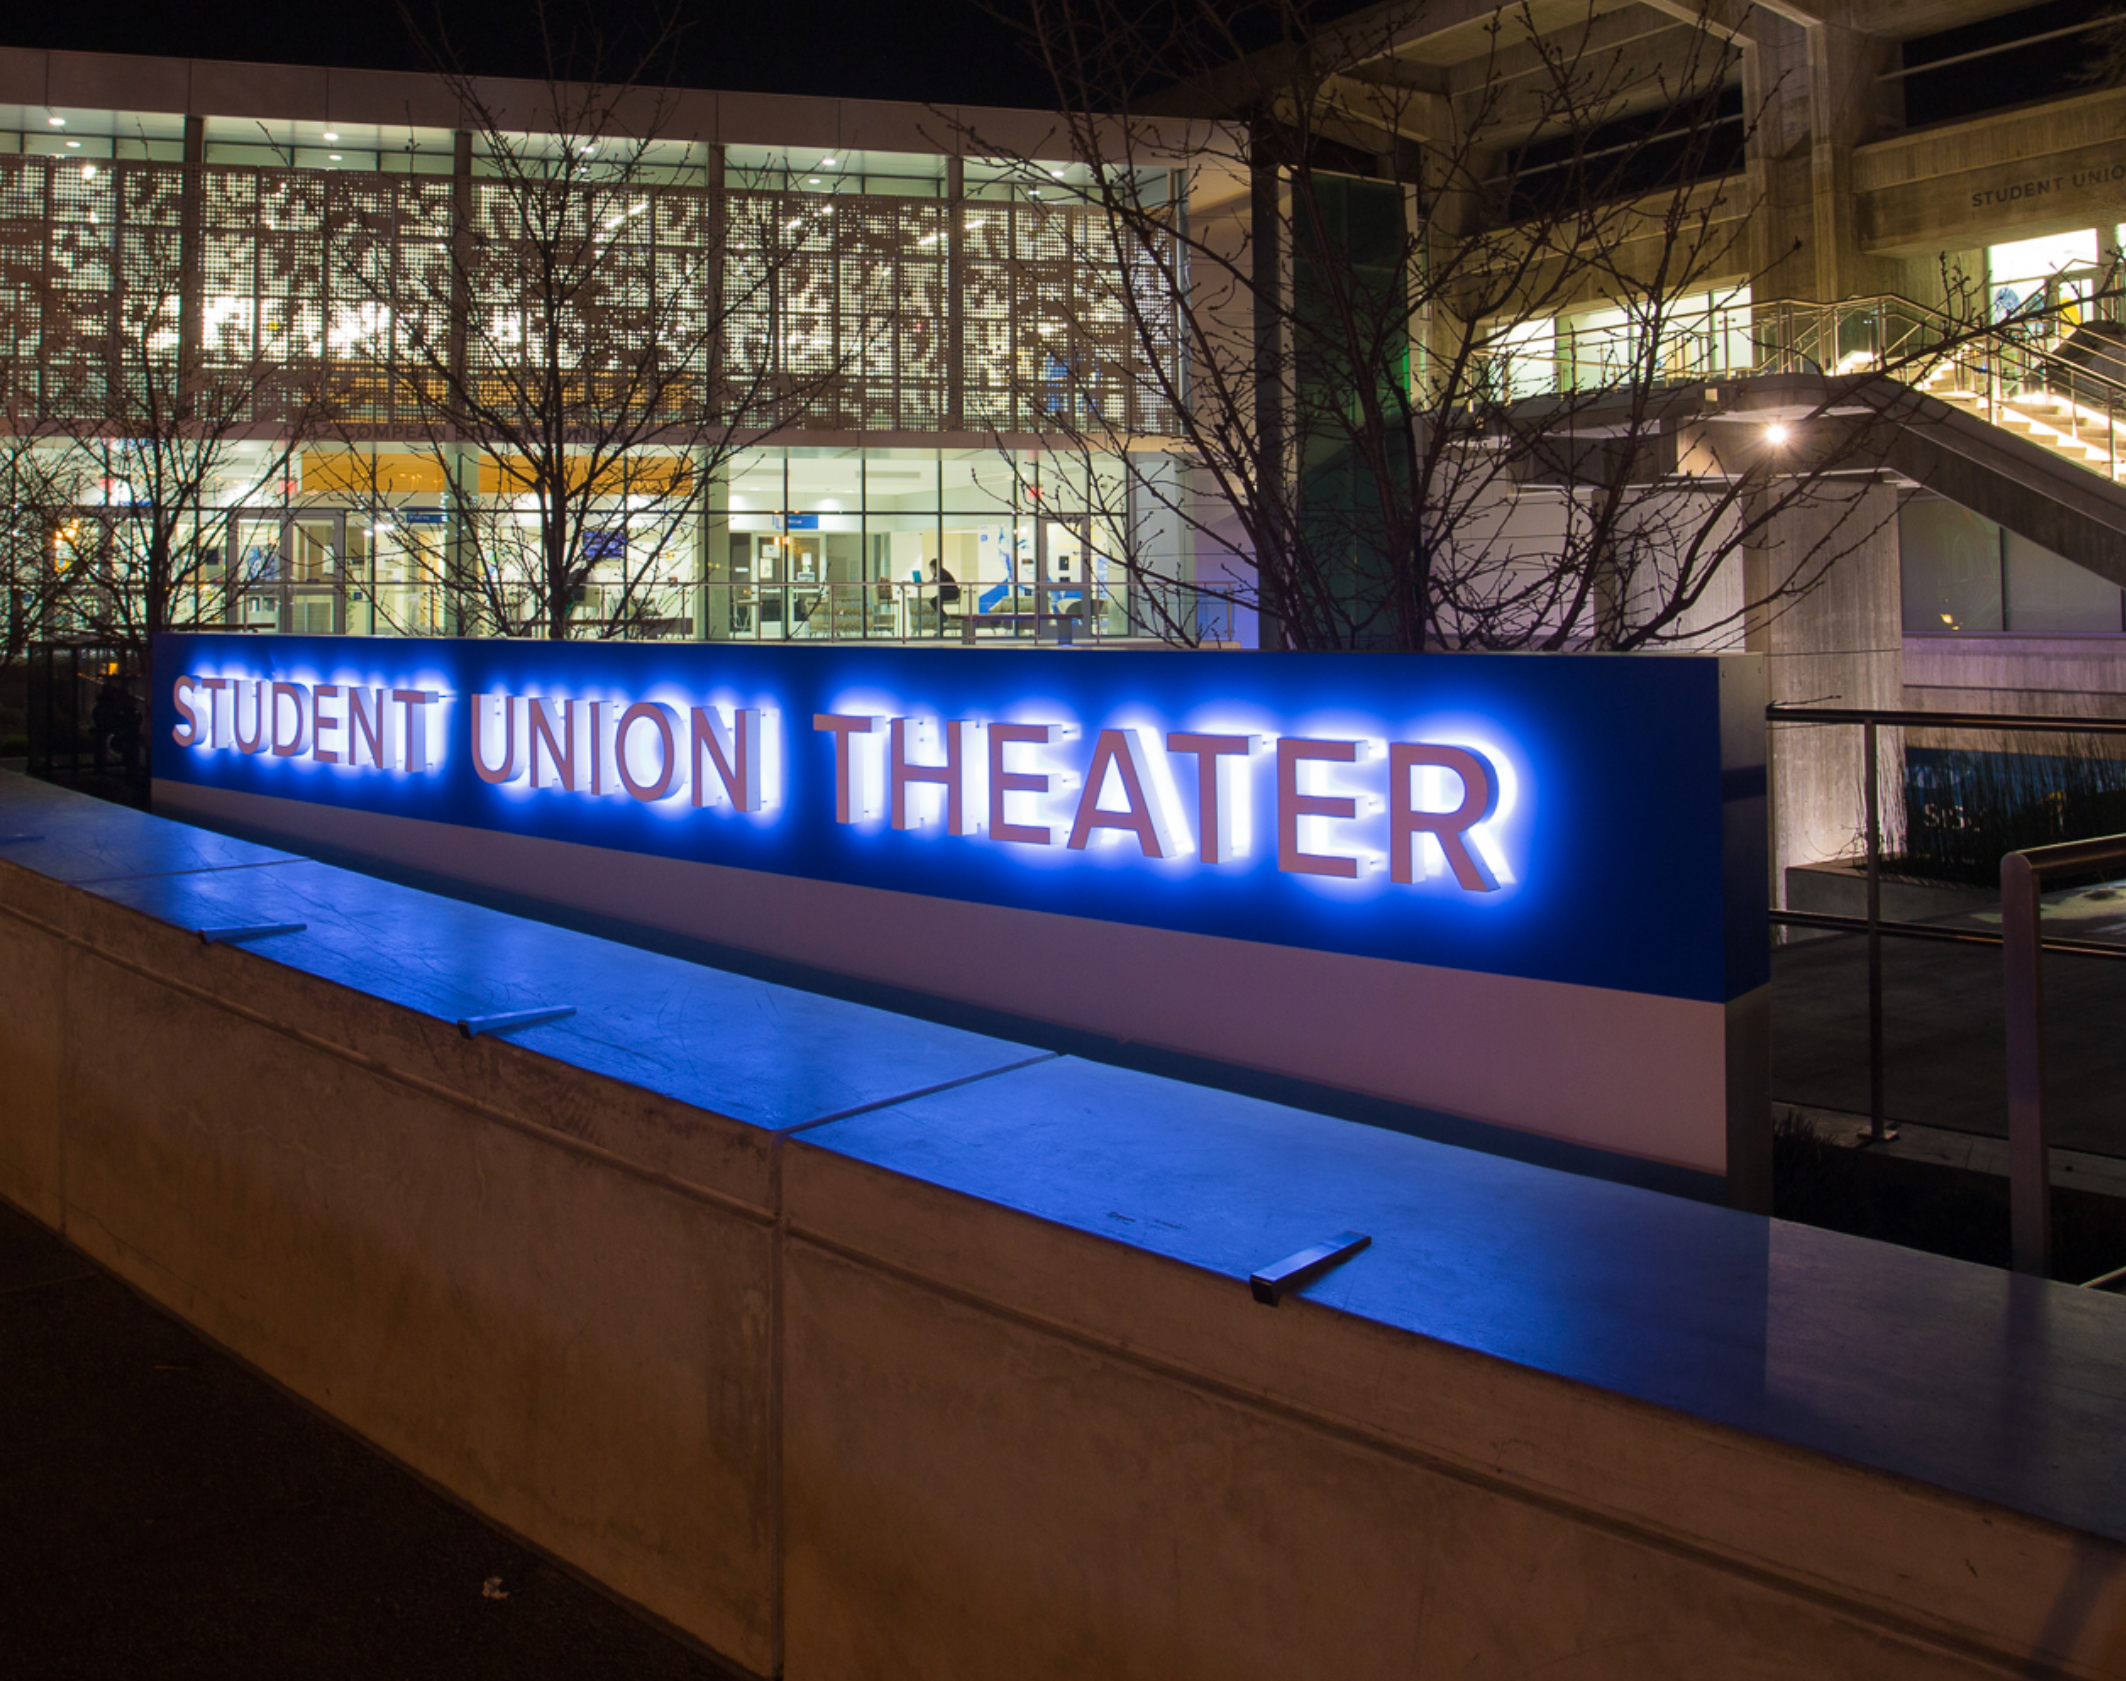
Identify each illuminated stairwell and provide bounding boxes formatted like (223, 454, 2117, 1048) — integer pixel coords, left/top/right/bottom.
(1918, 360, 2125, 484)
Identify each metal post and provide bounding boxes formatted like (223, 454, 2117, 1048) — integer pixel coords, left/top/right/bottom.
(2002, 850, 2051, 1276)
(1864, 718, 1886, 1141)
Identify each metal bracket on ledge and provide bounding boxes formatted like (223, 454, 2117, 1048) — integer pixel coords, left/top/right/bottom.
(197, 922, 308, 945)
(458, 1006, 578, 1039)
(1250, 1231, 1372, 1306)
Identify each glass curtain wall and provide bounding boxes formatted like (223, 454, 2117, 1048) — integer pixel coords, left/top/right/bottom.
(710, 445, 1132, 641)
(14, 440, 1152, 644)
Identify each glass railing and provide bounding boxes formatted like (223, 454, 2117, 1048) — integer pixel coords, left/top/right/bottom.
(168, 574, 1246, 646)
(697, 576, 1236, 645)
(1467, 295, 2126, 482)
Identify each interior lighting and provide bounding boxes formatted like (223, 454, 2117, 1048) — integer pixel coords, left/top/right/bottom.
(328, 154, 342, 162)
(820, 157, 837, 167)
(81, 163, 95, 179)
(47, 116, 64, 127)
(65, 140, 80, 149)
(1764, 422, 1791, 446)
(323, 131, 339, 141)
(809, 176, 822, 184)
(1051, 168, 1066, 178)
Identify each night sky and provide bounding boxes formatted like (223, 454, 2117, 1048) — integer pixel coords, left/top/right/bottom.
(9, 0, 1061, 109)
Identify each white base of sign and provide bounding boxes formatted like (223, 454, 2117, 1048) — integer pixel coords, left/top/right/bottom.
(158, 779, 1759, 1181)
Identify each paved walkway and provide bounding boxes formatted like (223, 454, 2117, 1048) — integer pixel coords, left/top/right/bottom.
(1774, 930, 2126, 1154)
(0, 1199, 743, 1681)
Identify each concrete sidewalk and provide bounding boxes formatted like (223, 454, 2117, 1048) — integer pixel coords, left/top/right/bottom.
(0, 1198, 744, 1681)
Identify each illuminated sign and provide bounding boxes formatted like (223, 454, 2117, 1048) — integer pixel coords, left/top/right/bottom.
(152, 635, 1764, 1006)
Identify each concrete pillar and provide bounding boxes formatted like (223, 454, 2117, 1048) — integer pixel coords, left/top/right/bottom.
(1748, 484, 1905, 901)
(697, 448, 728, 641)
(1742, 17, 1901, 313)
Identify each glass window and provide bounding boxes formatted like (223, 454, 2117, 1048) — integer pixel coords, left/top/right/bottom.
(1989, 229, 2100, 319)
(1486, 317, 1556, 400)
(859, 449, 940, 513)
(1901, 496, 2125, 635)
(2005, 530, 2124, 634)
(942, 449, 1026, 513)
(1990, 228, 2099, 286)
(726, 450, 784, 517)
(784, 449, 862, 513)
(1900, 497, 2003, 633)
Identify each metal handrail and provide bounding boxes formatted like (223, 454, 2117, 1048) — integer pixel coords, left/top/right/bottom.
(1471, 290, 2126, 481)
(1771, 907, 2126, 959)
(1768, 704, 2126, 733)
(1769, 704, 2126, 1153)
(2001, 833, 2126, 1277)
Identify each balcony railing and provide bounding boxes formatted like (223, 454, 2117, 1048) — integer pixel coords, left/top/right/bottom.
(1469, 293, 2126, 483)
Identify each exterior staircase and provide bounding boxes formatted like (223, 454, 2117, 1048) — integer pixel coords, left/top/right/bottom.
(1916, 353, 2125, 484)
(1493, 293, 2126, 581)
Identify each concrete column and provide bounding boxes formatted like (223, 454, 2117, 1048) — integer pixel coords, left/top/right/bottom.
(1741, 19, 1820, 310)
(697, 447, 728, 641)
(1806, 21, 1905, 306)
(1748, 483, 1905, 901)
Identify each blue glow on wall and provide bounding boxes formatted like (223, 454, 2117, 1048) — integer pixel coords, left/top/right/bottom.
(152, 634, 1763, 1005)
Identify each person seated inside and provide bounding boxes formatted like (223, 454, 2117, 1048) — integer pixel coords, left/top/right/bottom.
(918, 558, 961, 631)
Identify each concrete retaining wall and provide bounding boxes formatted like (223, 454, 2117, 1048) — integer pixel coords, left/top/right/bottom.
(3, 773, 2124, 1679)
(0, 857, 790, 1669)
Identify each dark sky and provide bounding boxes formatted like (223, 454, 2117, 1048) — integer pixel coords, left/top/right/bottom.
(10, 0, 1062, 109)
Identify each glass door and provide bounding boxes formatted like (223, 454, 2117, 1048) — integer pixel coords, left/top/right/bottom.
(285, 511, 345, 635)
(226, 510, 347, 633)
(787, 533, 826, 637)
(230, 513, 287, 630)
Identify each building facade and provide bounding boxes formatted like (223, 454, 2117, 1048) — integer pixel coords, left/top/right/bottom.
(9, 14, 2126, 886)
(0, 49, 1200, 649)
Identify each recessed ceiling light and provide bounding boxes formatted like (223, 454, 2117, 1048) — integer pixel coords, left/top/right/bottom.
(1051, 168, 1066, 178)
(808, 176, 822, 184)
(65, 140, 80, 149)
(323, 130, 339, 141)
(328, 153, 342, 162)
(47, 116, 65, 128)
(820, 157, 837, 167)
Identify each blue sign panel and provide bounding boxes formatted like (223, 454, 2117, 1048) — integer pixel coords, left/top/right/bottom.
(151, 635, 1762, 1006)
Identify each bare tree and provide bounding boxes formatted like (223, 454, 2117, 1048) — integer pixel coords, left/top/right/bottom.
(962, 0, 2083, 651)
(0, 408, 94, 669)
(23, 163, 322, 667)
(328, 1, 851, 640)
